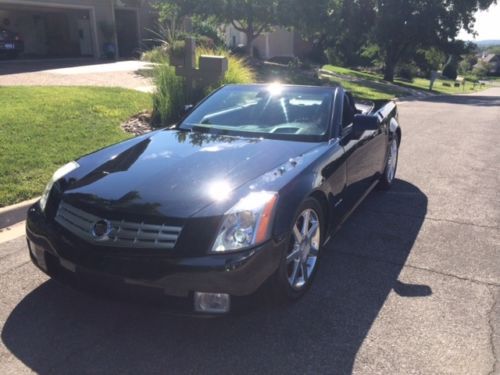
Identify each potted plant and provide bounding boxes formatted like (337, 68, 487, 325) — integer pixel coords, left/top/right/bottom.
(99, 21, 116, 59)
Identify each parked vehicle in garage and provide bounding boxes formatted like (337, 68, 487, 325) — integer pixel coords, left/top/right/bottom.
(26, 84, 401, 315)
(0, 28, 23, 59)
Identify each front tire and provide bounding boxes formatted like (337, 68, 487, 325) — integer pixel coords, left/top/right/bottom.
(378, 134, 399, 190)
(272, 198, 324, 301)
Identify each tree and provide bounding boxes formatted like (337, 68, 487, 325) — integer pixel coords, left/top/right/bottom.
(486, 45, 500, 55)
(173, 0, 280, 56)
(322, 0, 376, 66)
(458, 53, 478, 75)
(442, 57, 459, 80)
(371, 0, 497, 82)
(153, 2, 183, 46)
(284, 0, 496, 78)
(228, 0, 281, 56)
(275, 0, 335, 63)
(280, 0, 376, 65)
(473, 60, 492, 78)
(151, 0, 201, 46)
(423, 48, 446, 72)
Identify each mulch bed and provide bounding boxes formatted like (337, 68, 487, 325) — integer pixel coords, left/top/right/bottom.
(121, 111, 154, 135)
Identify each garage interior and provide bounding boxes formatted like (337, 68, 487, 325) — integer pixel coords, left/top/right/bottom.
(115, 8, 139, 58)
(0, 3, 94, 59)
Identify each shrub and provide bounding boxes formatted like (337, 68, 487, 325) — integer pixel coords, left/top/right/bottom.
(196, 35, 215, 50)
(230, 45, 247, 56)
(152, 47, 255, 126)
(464, 73, 479, 83)
(223, 54, 256, 85)
(396, 64, 417, 82)
(169, 40, 186, 65)
(192, 16, 225, 48)
(325, 48, 342, 66)
(151, 64, 185, 126)
(141, 46, 169, 64)
(197, 47, 256, 86)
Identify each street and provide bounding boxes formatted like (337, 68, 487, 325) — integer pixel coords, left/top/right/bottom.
(0, 88, 499, 374)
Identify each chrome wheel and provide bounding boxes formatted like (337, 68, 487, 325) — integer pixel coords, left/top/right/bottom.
(386, 138, 398, 183)
(286, 208, 321, 290)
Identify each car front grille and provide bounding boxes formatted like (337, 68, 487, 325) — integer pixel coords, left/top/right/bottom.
(55, 201, 182, 249)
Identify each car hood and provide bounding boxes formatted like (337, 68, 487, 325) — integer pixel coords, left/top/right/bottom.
(62, 130, 318, 219)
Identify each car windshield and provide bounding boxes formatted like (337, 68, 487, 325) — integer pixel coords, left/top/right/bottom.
(179, 84, 333, 142)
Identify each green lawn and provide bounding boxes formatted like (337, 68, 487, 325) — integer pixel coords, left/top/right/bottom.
(394, 77, 484, 95)
(322, 65, 383, 83)
(255, 63, 403, 100)
(320, 65, 405, 100)
(0, 86, 152, 207)
(322, 65, 485, 98)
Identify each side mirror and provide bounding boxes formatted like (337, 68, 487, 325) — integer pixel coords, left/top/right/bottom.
(182, 104, 194, 116)
(352, 114, 379, 138)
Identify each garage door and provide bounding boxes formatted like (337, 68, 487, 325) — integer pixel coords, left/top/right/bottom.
(0, 3, 94, 58)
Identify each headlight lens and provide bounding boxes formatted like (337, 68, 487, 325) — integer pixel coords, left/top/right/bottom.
(39, 161, 79, 212)
(211, 191, 278, 252)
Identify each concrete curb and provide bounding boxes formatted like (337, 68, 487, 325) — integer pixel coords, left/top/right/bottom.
(0, 198, 38, 229)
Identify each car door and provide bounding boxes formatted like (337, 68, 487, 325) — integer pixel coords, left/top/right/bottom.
(340, 93, 387, 211)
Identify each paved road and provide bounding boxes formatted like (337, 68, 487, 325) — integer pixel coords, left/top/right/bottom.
(0, 89, 499, 374)
(0, 60, 154, 93)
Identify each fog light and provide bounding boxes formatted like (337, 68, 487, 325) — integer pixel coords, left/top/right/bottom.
(194, 292, 230, 313)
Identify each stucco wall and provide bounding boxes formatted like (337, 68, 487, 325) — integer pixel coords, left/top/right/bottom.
(223, 24, 247, 48)
(254, 28, 294, 59)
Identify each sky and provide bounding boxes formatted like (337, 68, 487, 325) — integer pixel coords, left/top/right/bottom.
(458, 3, 500, 41)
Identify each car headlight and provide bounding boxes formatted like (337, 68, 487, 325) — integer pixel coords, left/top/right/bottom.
(39, 161, 79, 212)
(211, 191, 278, 253)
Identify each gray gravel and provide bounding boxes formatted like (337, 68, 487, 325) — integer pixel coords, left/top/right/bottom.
(0, 88, 499, 375)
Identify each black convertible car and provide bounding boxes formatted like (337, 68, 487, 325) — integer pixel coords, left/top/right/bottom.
(26, 84, 401, 314)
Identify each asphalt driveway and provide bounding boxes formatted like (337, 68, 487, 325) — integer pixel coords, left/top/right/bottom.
(0, 88, 498, 374)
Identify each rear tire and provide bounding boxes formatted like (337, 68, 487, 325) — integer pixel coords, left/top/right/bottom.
(378, 134, 399, 190)
(272, 198, 324, 301)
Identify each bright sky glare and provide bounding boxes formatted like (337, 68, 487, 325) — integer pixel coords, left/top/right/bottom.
(458, 3, 500, 40)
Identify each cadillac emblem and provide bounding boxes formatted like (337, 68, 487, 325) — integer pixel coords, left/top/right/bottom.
(91, 219, 112, 240)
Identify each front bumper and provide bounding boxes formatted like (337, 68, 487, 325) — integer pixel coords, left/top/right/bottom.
(26, 203, 284, 313)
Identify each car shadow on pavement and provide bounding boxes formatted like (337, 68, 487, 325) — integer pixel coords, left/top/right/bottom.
(1, 179, 429, 374)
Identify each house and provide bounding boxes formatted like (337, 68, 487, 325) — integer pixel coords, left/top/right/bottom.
(0, 0, 156, 59)
(476, 53, 500, 75)
(222, 24, 312, 60)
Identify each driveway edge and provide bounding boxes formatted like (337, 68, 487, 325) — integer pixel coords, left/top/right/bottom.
(0, 198, 38, 229)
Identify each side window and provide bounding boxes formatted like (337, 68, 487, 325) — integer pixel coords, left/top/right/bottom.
(342, 95, 355, 128)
